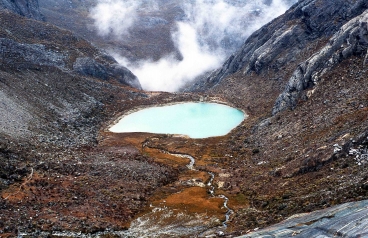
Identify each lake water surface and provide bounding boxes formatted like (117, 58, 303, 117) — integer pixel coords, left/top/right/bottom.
(109, 102, 245, 138)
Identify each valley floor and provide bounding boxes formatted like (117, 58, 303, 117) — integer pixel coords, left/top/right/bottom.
(2, 79, 368, 237)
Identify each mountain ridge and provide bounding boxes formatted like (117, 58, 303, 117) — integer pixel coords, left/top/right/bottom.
(189, 0, 368, 110)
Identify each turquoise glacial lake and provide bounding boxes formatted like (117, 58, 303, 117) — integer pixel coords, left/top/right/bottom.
(109, 102, 245, 138)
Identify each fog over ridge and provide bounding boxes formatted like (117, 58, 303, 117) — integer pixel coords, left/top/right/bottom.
(90, 0, 296, 92)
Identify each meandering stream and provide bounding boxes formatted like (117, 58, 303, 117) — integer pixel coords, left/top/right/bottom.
(162, 151, 195, 170)
(18, 143, 234, 237)
(168, 151, 233, 229)
(103, 101, 245, 235)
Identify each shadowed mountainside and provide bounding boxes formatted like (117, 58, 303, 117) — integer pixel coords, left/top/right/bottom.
(38, 0, 182, 61)
(0, 0, 44, 21)
(0, 6, 179, 237)
(0, 9, 142, 142)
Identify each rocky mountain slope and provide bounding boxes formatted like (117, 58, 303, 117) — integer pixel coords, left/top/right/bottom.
(0, 4, 179, 237)
(0, 0, 44, 21)
(0, 8, 141, 137)
(186, 0, 368, 235)
(38, 0, 183, 61)
(38, 0, 296, 63)
(190, 0, 368, 94)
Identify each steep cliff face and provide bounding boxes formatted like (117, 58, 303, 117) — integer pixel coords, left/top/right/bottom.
(189, 0, 368, 114)
(273, 7, 368, 114)
(0, 0, 44, 20)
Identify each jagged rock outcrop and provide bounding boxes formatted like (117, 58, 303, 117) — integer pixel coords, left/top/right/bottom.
(0, 0, 44, 21)
(273, 9, 368, 114)
(73, 57, 142, 89)
(189, 0, 368, 113)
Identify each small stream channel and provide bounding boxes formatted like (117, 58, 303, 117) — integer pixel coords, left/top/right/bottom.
(18, 148, 234, 238)
(168, 151, 233, 229)
(164, 151, 195, 170)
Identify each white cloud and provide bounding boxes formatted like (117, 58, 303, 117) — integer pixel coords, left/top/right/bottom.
(90, 0, 140, 37)
(131, 22, 223, 92)
(92, 0, 296, 92)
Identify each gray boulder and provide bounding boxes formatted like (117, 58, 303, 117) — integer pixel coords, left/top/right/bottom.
(110, 63, 142, 90)
(73, 57, 109, 80)
(241, 200, 368, 238)
(73, 57, 142, 89)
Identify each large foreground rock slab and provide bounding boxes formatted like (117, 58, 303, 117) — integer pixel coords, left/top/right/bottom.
(241, 200, 368, 237)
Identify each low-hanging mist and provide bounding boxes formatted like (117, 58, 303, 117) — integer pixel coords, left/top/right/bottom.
(90, 0, 296, 92)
